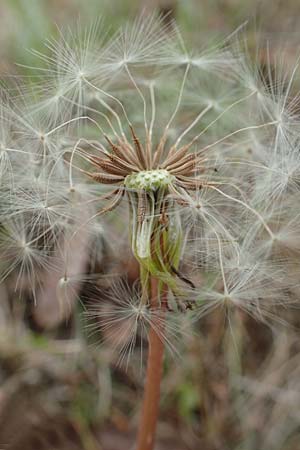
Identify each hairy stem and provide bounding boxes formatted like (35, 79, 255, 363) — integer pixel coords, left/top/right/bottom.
(136, 277, 167, 450)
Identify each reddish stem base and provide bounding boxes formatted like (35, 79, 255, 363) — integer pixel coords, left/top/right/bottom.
(136, 278, 166, 450)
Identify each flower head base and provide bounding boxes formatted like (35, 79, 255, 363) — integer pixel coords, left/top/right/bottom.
(125, 169, 175, 191)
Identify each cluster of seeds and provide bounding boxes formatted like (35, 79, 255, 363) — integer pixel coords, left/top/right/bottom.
(0, 13, 299, 351)
(124, 169, 175, 191)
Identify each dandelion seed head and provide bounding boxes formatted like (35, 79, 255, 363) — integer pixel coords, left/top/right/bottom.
(124, 169, 175, 191)
(0, 13, 299, 342)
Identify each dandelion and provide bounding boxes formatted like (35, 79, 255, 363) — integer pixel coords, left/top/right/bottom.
(2, 12, 300, 450)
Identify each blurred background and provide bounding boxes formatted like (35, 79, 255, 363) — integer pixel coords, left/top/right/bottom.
(1, 1, 300, 450)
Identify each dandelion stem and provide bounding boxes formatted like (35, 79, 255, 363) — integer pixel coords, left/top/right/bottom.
(136, 277, 167, 450)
